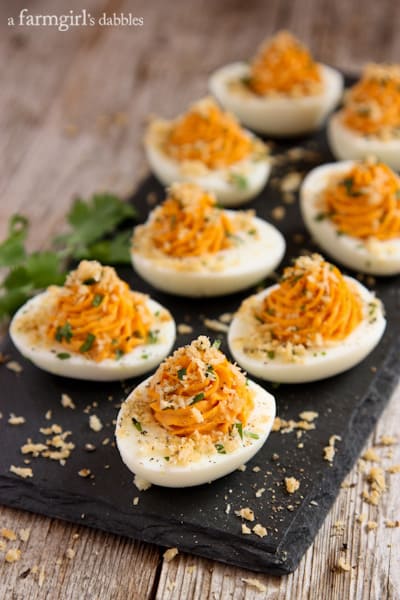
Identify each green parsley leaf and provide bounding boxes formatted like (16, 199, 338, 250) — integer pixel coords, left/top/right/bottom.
(267, 350, 275, 360)
(177, 367, 187, 380)
(79, 230, 133, 265)
(55, 322, 73, 343)
(230, 173, 248, 190)
(147, 330, 158, 344)
(190, 392, 205, 405)
(79, 333, 96, 353)
(56, 353, 71, 360)
(0, 215, 28, 268)
(92, 293, 104, 307)
(132, 417, 142, 432)
(212, 339, 221, 350)
(164, 456, 170, 461)
(215, 443, 226, 454)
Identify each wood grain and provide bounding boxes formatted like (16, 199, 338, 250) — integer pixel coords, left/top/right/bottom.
(1, 0, 399, 598)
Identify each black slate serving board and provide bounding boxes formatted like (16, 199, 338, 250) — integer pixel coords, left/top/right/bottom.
(1, 95, 399, 575)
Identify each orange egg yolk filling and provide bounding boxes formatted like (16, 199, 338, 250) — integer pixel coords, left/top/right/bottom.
(341, 64, 400, 136)
(148, 183, 236, 257)
(164, 98, 253, 169)
(257, 255, 363, 346)
(321, 161, 400, 240)
(47, 261, 154, 361)
(249, 30, 322, 97)
(148, 336, 254, 438)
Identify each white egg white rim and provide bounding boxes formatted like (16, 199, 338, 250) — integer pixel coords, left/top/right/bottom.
(131, 214, 286, 297)
(115, 377, 276, 488)
(228, 279, 386, 384)
(209, 62, 344, 135)
(10, 291, 176, 381)
(144, 134, 270, 207)
(327, 113, 400, 171)
(300, 161, 400, 275)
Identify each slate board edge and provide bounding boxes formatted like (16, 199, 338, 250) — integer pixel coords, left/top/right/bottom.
(1, 337, 399, 576)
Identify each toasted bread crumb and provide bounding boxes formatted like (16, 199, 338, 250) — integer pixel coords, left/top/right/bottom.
(8, 414, 25, 426)
(324, 435, 341, 463)
(235, 507, 255, 521)
(253, 524, 267, 538)
(387, 464, 400, 474)
(379, 435, 396, 446)
(89, 414, 103, 432)
(385, 520, 400, 528)
(367, 520, 378, 531)
(78, 468, 91, 478)
(163, 547, 179, 562)
(6, 361, 23, 374)
(65, 548, 75, 560)
(61, 393, 76, 410)
(19, 528, 30, 543)
(362, 448, 381, 462)
(133, 497, 139, 506)
(203, 318, 229, 333)
(1, 528, 17, 541)
(299, 410, 319, 422)
(5, 548, 21, 563)
(134, 475, 152, 491)
(177, 323, 193, 334)
(241, 524, 251, 535)
(337, 556, 351, 572)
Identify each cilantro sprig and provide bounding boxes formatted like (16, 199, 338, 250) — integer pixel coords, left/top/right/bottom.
(0, 193, 137, 321)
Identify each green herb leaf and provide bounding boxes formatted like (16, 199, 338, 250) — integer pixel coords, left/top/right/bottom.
(132, 417, 142, 432)
(164, 456, 170, 461)
(267, 350, 275, 360)
(244, 431, 259, 440)
(190, 392, 205, 405)
(230, 173, 248, 190)
(79, 230, 133, 265)
(212, 339, 221, 350)
(56, 353, 71, 360)
(234, 422, 243, 440)
(177, 367, 187, 380)
(115, 349, 124, 360)
(92, 293, 104, 307)
(55, 322, 73, 343)
(147, 330, 158, 344)
(79, 332, 96, 353)
(215, 443, 226, 454)
(0, 215, 28, 268)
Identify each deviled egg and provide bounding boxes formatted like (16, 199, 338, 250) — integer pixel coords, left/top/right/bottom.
(116, 336, 276, 487)
(144, 97, 270, 206)
(300, 158, 400, 275)
(131, 182, 285, 297)
(10, 260, 176, 381)
(328, 64, 400, 170)
(209, 30, 343, 137)
(228, 254, 386, 383)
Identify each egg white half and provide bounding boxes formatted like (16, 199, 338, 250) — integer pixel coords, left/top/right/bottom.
(10, 292, 176, 381)
(115, 377, 276, 488)
(145, 134, 270, 207)
(131, 213, 285, 297)
(209, 62, 343, 137)
(300, 161, 400, 275)
(328, 113, 400, 172)
(228, 280, 386, 384)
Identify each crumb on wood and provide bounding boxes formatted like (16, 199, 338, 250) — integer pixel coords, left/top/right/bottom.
(357, 513, 367, 524)
(284, 477, 300, 494)
(19, 528, 30, 543)
(385, 520, 400, 528)
(253, 524, 267, 538)
(367, 520, 378, 531)
(65, 548, 75, 560)
(61, 393, 76, 410)
(163, 547, 179, 562)
(379, 435, 397, 446)
(362, 447, 381, 462)
(387, 464, 400, 474)
(177, 323, 193, 335)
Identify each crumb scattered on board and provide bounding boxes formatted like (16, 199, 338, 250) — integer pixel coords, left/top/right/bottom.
(163, 547, 179, 562)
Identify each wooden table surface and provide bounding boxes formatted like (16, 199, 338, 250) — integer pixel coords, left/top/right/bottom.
(1, 0, 400, 598)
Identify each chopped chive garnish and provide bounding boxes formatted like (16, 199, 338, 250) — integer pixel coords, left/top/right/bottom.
(206, 364, 215, 375)
(177, 367, 187, 380)
(190, 392, 205, 405)
(314, 212, 326, 222)
(164, 456, 170, 461)
(92, 293, 104, 307)
(56, 352, 71, 360)
(55, 322, 73, 343)
(245, 431, 259, 439)
(115, 349, 124, 360)
(267, 350, 275, 360)
(212, 339, 221, 350)
(79, 333, 96, 353)
(215, 443, 226, 454)
(132, 417, 142, 432)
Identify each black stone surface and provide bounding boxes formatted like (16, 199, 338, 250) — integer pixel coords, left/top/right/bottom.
(1, 92, 399, 574)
